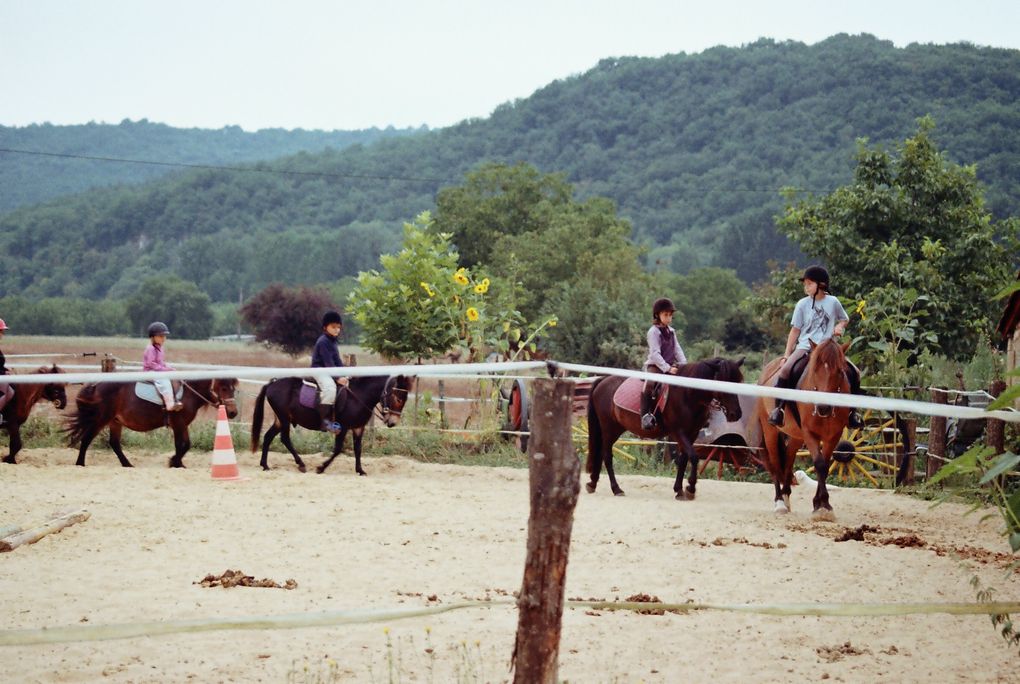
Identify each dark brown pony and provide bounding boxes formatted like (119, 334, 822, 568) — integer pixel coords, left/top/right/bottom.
(250, 375, 410, 475)
(751, 339, 851, 519)
(1, 365, 68, 464)
(65, 378, 238, 467)
(586, 357, 745, 499)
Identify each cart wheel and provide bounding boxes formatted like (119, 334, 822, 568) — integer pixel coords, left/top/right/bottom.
(503, 378, 529, 453)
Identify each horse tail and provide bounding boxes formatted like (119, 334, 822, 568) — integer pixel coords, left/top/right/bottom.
(586, 379, 604, 475)
(64, 384, 107, 447)
(250, 383, 269, 452)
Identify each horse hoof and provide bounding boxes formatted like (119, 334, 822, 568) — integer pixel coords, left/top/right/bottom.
(675, 490, 694, 501)
(811, 508, 836, 523)
(585, 482, 596, 494)
(316, 466, 326, 474)
(297, 464, 306, 473)
(773, 501, 790, 514)
(2, 456, 15, 464)
(357, 470, 367, 477)
(613, 489, 625, 497)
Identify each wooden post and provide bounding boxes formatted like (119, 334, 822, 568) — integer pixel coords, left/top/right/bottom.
(511, 378, 580, 684)
(926, 388, 948, 480)
(901, 418, 917, 486)
(100, 355, 116, 373)
(987, 380, 1006, 455)
(437, 379, 448, 429)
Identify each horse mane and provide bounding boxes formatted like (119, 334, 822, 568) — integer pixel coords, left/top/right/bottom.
(808, 339, 844, 370)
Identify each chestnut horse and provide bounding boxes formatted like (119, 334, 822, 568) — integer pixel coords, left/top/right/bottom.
(65, 378, 238, 467)
(586, 357, 744, 499)
(1, 365, 68, 464)
(751, 339, 851, 519)
(250, 375, 410, 475)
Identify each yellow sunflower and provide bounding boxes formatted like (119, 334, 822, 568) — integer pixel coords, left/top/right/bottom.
(466, 307, 480, 322)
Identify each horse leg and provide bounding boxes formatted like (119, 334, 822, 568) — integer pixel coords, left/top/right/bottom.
(2, 424, 21, 464)
(107, 422, 134, 468)
(352, 429, 366, 476)
(169, 426, 190, 468)
(276, 424, 306, 472)
(782, 436, 802, 513)
(317, 428, 347, 474)
(806, 436, 835, 522)
(766, 425, 789, 514)
(595, 423, 626, 495)
(674, 433, 698, 500)
(259, 423, 281, 471)
(75, 424, 102, 467)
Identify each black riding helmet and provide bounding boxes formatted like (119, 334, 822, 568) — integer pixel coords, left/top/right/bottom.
(800, 265, 830, 291)
(321, 310, 343, 328)
(652, 297, 677, 321)
(147, 321, 170, 337)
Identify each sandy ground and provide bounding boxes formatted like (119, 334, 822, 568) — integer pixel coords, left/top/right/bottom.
(2, 447, 1019, 683)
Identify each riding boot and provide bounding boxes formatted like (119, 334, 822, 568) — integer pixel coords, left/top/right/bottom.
(640, 385, 657, 431)
(318, 404, 340, 435)
(767, 376, 788, 426)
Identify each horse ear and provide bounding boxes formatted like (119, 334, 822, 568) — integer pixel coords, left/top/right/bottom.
(736, 356, 745, 368)
(809, 339, 817, 350)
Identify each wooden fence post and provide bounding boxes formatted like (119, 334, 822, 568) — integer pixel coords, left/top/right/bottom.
(926, 388, 948, 480)
(511, 378, 579, 684)
(901, 418, 917, 485)
(987, 380, 1006, 455)
(100, 355, 116, 373)
(437, 379, 448, 430)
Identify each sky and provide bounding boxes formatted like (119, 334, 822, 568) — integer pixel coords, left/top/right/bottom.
(3, 0, 1020, 132)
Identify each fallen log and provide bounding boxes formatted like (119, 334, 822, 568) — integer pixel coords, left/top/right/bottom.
(0, 509, 90, 552)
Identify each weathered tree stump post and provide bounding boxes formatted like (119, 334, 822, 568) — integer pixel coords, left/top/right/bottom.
(987, 380, 1006, 456)
(900, 418, 917, 485)
(100, 355, 116, 373)
(926, 388, 948, 480)
(511, 378, 580, 684)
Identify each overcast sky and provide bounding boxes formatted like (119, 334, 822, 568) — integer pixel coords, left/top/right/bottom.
(3, 0, 1019, 132)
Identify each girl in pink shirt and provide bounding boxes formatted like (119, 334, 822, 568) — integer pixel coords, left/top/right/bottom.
(144, 321, 182, 411)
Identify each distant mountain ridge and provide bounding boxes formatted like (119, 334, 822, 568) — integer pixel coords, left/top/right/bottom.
(2, 34, 1018, 299)
(0, 119, 424, 212)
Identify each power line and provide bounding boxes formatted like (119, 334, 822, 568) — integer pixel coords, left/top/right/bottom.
(0, 146, 456, 185)
(0, 146, 833, 194)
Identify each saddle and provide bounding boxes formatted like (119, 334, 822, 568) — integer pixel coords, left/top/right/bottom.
(134, 381, 183, 406)
(298, 380, 348, 409)
(612, 377, 669, 416)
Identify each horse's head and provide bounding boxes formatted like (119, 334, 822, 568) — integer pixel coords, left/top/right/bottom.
(705, 356, 745, 421)
(803, 340, 850, 418)
(210, 377, 239, 419)
(37, 365, 67, 410)
(380, 375, 411, 427)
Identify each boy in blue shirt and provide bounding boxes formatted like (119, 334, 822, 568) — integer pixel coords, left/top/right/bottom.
(312, 311, 349, 434)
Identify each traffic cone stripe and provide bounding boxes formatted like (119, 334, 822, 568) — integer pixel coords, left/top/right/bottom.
(210, 404, 242, 481)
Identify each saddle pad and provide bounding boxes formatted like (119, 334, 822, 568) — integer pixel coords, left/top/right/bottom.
(299, 384, 318, 409)
(134, 382, 183, 406)
(612, 378, 668, 416)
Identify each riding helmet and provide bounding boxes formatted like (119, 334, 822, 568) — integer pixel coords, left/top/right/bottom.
(652, 297, 677, 319)
(0, 318, 7, 330)
(321, 310, 343, 328)
(146, 321, 170, 337)
(800, 265, 830, 291)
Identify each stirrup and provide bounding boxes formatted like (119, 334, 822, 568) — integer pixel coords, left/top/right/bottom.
(322, 420, 341, 435)
(767, 406, 784, 426)
(847, 410, 864, 429)
(640, 413, 657, 430)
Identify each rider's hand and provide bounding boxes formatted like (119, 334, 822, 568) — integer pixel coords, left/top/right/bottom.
(337, 377, 349, 386)
(668, 366, 679, 375)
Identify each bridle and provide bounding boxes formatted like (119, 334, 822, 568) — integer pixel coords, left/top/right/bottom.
(378, 377, 408, 420)
(183, 378, 237, 409)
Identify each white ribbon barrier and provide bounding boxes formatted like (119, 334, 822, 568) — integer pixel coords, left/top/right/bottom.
(4, 356, 1018, 423)
(552, 361, 1020, 424)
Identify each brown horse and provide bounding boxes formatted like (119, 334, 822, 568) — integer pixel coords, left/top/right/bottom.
(1, 365, 68, 464)
(751, 339, 851, 520)
(250, 375, 410, 475)
(65, 377, 238, 467)
(586, 357, 745, 499)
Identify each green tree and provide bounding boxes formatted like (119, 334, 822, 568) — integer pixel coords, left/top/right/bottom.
(239, 283, 338, 356)
(667, 267, 750, 343)
(777, 117, 1019, 361)
(126, 277, 214, 339)
(433, 162, 573, 268)
(349, 212, 545, 362)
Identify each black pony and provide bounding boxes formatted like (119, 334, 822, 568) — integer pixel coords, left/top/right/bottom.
(586, 357, 744, 499)
(250, 375, 410, 475)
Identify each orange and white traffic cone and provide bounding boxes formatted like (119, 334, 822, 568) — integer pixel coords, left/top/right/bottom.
(210, 404, 242, 481)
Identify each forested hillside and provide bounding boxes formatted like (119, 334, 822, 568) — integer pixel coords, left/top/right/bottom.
(2, 34, 1018, 301)
(0, 119, 423, 211)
